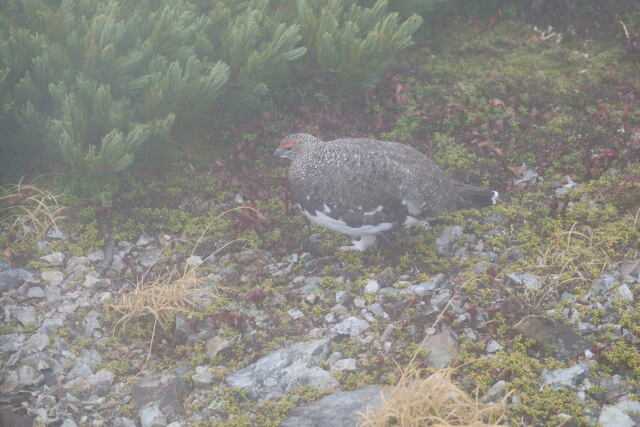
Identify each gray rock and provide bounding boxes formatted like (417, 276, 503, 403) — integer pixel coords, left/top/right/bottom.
(138, 248, 166, 268)
(542, 364, 589, 389)
(420, 329, 458, 368)
(430, 290, 452, 308)
(281, 385, 385, 427)
(486, 340, 503, 353)
(367, 303, 388, 319)
(139, 402, 167, 427)
(205, 336, 232, 357)
(226, 338, 338, 401)
(406, 275, 445, 297)
(27, 286, 45, 299)
(18, 364, 44, 386)
(24, 331, 50, 353)
(113, 417, 137, 427)
(331, 358, 357, 372)
(131, 375, 186, 416)
(191, 366, 213, 386)
(335, 291, 351, 305)
(288, 308, 305, 320)
(482, 380, 508, 402)
(60, 419, 78, 427)
(0, 407, 35, 427)
(514, 315, 593, 360)
(68, 350, 103, 379)
(8, 305, 37, 326)
(0, 268, 33, 293)
(620, 259, 640, 278)
(611, 284, 634, 303)
(332, 317, 370, 338)
(136, 233, 156, 247)
(436, 226, 463, 255)
(41, 270, 64, 286)
(506, 273, 542, 290)
(86, 369, 114, 396)
(46, 228, 66, 239)
(83, 310, 102, 337)
(83, 272, 107, 289)
(40, 252, 64, 266)
(185, 255, 202, 266)
(0, 334, 26, 353)
(514, 163, 542, 185)
(364, 279, 380, 294)
(598, 399, 640, 427)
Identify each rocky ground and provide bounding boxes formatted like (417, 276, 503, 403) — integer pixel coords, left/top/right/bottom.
(1, 17, 640, 427)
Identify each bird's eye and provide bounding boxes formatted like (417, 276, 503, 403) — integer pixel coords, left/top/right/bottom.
(281, 140, 295, 149)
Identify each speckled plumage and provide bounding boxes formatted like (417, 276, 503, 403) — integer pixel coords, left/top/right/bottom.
(274, 133, 498, 251)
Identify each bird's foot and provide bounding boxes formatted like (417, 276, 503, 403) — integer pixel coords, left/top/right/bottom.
(339, 235, 376, 252)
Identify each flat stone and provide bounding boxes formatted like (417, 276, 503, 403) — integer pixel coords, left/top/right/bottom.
(506, 273, 542, 290)
(86, 369, 114, 396)
(420, 329, 458, 368)
(131, 374, 186, 416)
(138, 248, 166, 268)
(27, 286, 46, 299)
(40, 252, 64, 266)
(331, 358, 357, 372)
(332, 317, 369, 338)
(281, 385, 386, 427)
(83, 272, 107, 289)
(136, 233, 155, 247)
(0, 408, 34, 427)
(406, 279, 438, 297)
(226, 338, 338, 401)
(0, 334, 26, 353)
(620, 259, 640, 277)
(514, 315, 593, 360)
(44, 226, 65, 240)
(0, 268, 33, 293)
(436, 226, 463, 255)
(191, 366, 213, 386)
(18, 364, 44, 386)
(185, 255, 202, 266)
(288, 308, 305, 320)
(9, 306, 37, 326)
(113, 418, 137, 427)
(486, 340, 503, 353)
(364, 279, 380, 294)
(24, 331, 50, 353)
(430, 290, 452, 308)
(139, 402, 167, 427)
(542, 364, 589, 389)
(335, 291, 351, 305)
(83, 310, 102, 337)
(612, 284, 634, 303)
(41, 270, 63, 286)
(598, 403, 637, 427)
(205, 336, 232, 357)
(482, 380, 508, 402)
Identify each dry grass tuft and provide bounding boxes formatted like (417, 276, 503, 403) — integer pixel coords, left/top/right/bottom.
(108, 265, 217, 334)
(359, 367, 509, 427)
(0, 179, 66, 239)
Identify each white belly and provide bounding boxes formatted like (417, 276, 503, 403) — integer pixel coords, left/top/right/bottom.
(302, 210, 393, 237)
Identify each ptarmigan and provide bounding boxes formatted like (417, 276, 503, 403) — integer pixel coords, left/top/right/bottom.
(274, 133, 498, 251)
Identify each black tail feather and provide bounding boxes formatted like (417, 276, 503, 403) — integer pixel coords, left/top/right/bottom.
(458, 186, 499, 208)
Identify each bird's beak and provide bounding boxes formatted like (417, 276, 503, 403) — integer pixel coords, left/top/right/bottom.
(273, 148, 290, 159)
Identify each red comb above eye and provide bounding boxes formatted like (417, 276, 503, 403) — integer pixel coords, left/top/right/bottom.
(282, 140, 295, 149)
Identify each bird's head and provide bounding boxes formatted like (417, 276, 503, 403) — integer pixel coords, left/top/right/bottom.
(273, 133, 320, 160)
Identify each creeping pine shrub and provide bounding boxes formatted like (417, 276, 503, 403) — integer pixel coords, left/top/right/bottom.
(288, 0, 423, 91)
(0, 0, 423, 189)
